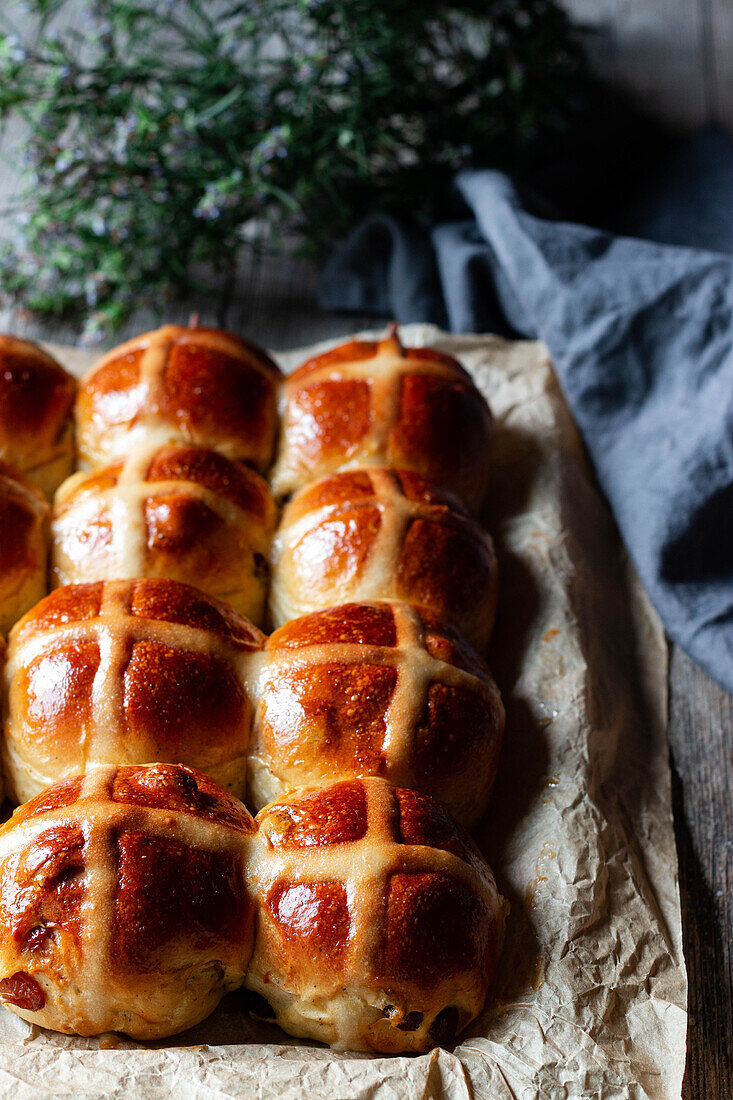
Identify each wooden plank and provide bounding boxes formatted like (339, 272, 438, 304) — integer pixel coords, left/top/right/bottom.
(669, 644, 733, 1098)
(708, 0, 733, 129)
(559, 0, 709, 128)
(0, 249, 385, 354)
(226, 243, 386, 352)
(0, 296, 213, 350)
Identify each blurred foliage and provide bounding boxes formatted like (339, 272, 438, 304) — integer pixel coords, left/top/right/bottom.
(0, 0, 587, 339)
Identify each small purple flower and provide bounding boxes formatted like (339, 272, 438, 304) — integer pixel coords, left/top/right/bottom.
(251, 126, 291, 174)
(2, 36, 27, 63)
(54, 151, 74, 173)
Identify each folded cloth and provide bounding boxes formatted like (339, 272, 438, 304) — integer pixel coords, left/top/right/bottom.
(317, 130, 733, 693)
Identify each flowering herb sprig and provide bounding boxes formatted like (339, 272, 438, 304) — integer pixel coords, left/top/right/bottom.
(0, 0, 586, 340)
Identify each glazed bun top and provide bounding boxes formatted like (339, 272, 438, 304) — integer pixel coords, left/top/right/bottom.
(0, 763, 256, 1038)
(0, 336, 76, 494)
(76, 325, 282, 471)
(4, 578, 265, 802)
(51, 443, 277, 625)
(269, 465, 497, 645)
(247, 776, 504, 1051)
(54, 443, 275, 523)
(254, 775, 491, 874)
(271, 328, 493, 510)
(10, 575, 263, 653)
(247, 600, 505, 827)
(8, 760, 255, 834)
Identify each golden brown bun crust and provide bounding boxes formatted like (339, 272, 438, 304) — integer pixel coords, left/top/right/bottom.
(0, 763, 256, 1039)
(271, 331, 492, 509)
(52, 444, 277, 626)
(245, 776, 504, 1052)
(3, 579, 265, 803)
(75, 326, 282, 471)
(0, 336, 76, 496)
(0, 462, 49, 639)
(247, 601, 505, 827)
(270, 467, 497, 645)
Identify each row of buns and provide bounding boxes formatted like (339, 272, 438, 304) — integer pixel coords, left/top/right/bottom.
(4, 449, 497, 645)
(0, 324, 492, 506)
(0, 323, 506, 1052)
(1, 327, 497, 641)
(0, 762, 506, 1049)
(2, 578, 504, 829)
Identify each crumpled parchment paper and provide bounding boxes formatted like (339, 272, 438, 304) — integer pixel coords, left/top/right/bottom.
(0, 327, 685, 1099)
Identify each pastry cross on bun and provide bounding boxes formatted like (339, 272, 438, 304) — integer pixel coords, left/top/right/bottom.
(75, 325, 282, 471)
(51, 443, 277, 627)
(269, 466, 498, 646)
(271, 327, 493, 510)
(0, 462, 49, 638)
(0, 336, 76, 497)
(246, 600, 505, 828)
(2, 578, 264, 803)
(0, 763, 256, 1039)
(244, 776, 505, 1052)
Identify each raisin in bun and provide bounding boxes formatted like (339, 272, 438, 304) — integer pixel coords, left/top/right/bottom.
(75, 325, 282, 471)
(269, 466, 497, 647)
(0, 462, 49, 638)
(0, 763, 256, 1039)
(51, 443, 277, 627)
(246, 601, 504, 829)
(2, 578, 264, 803)
(0, 336, 76, 497)
(244, 777, 505, 1052)
(271, 328, 492, 510)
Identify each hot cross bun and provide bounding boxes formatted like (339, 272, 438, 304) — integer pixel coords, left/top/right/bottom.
(0, 336, 76, 497)
(75, 325, 282, 471)
(0, 763, 256, 1038)
(270, 328, 493, 510)
(269, 466, 497, 646)
(52, 443, 277, 627)
(2, 578, 264, 803)
(0, 462, 49, 638)
(244, 776, 505, 1052)
(245, 601, 505, 828)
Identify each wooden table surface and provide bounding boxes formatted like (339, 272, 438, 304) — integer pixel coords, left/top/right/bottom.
(0, 248, 729, 1096)
(0, 3, 731, 1094)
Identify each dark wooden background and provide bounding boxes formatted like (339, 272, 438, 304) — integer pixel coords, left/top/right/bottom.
(0, 2, 731, 1095)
